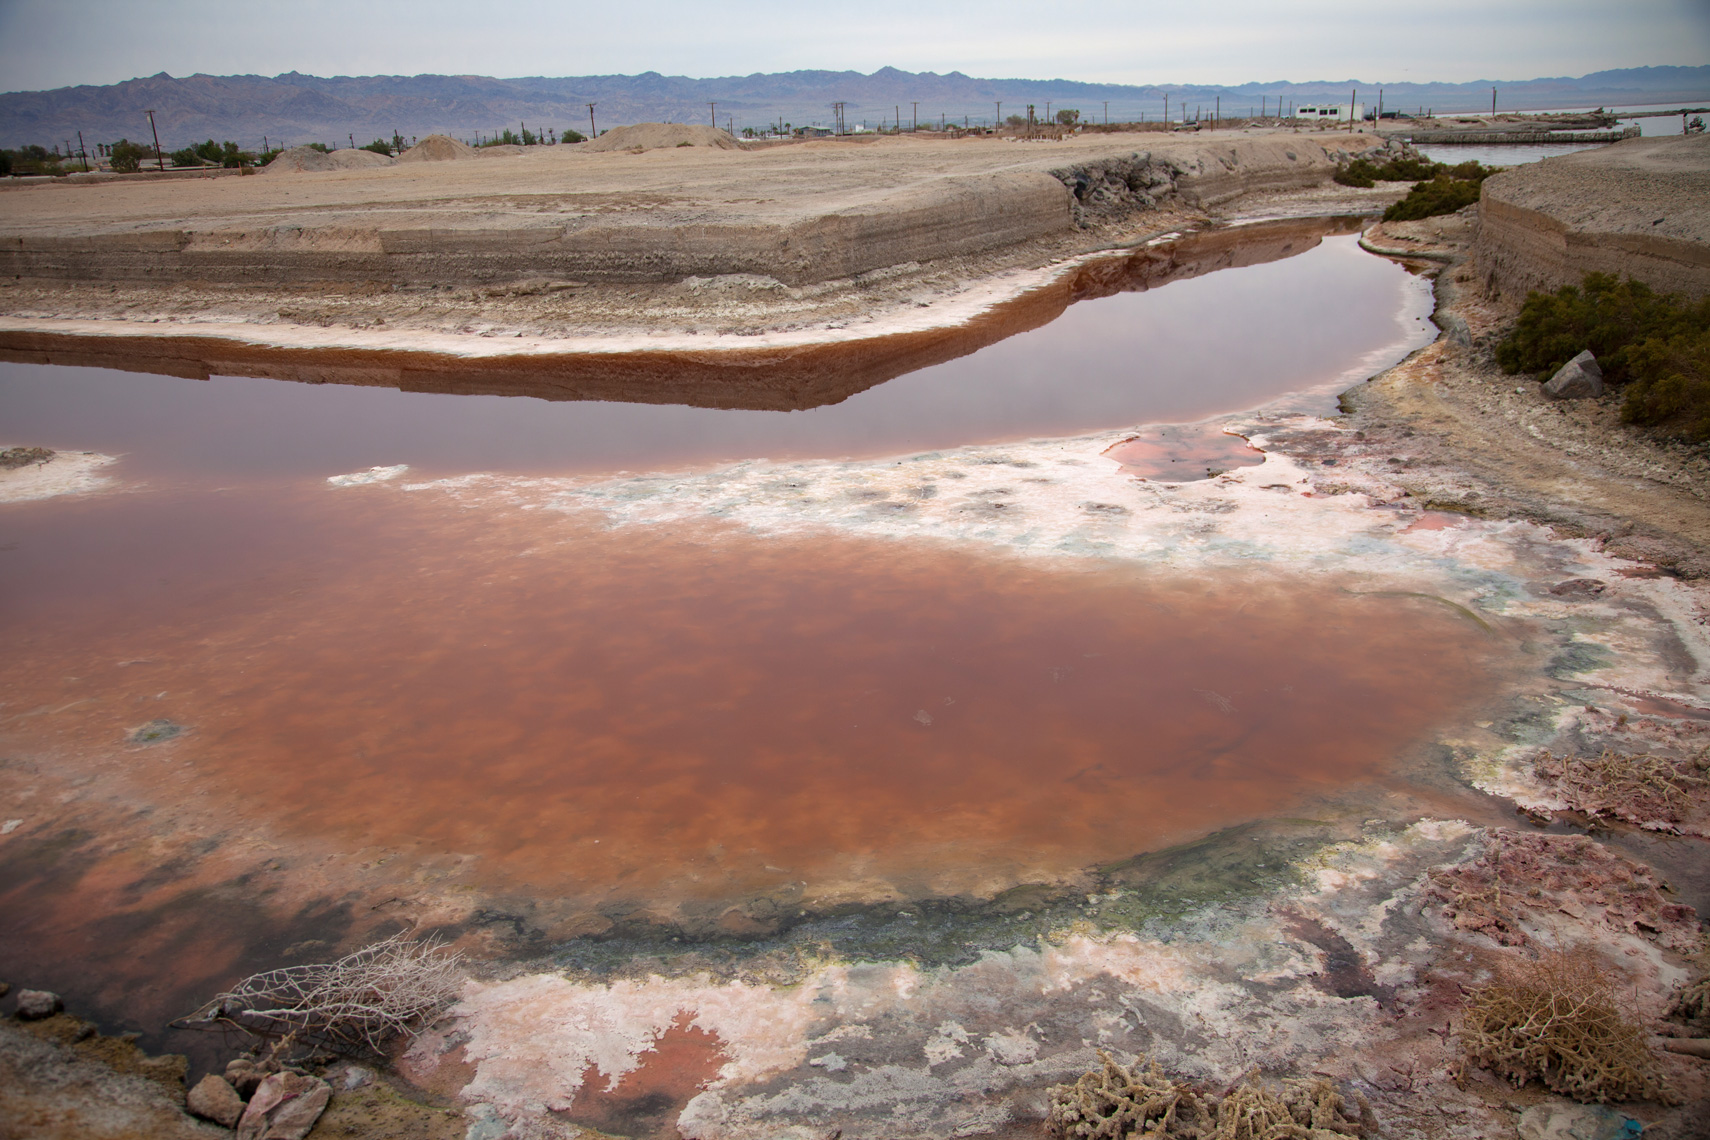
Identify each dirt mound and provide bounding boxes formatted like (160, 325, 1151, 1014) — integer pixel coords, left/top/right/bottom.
(263, 145, 395, 175)
(476, 144, 526, 157)
(396, 134, 478, 163)
(583, 123, 741, 153)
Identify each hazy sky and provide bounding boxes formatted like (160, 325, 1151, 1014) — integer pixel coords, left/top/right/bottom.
(2, 0, 1706, 92)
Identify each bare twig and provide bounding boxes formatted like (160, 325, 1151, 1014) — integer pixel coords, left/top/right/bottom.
(177, 933, 464, 1057)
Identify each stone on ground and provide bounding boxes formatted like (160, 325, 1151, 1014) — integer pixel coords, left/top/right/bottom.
(187, 1073, 246, 1127)
(235, 1070, 331, 1140)
(1545, 349, 1605, 399)
(15, 989, 63, 1020)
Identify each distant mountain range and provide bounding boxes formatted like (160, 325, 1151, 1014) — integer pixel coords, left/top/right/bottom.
(3, 65, 1707, 150)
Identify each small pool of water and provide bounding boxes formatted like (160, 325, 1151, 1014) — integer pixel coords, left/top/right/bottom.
(0, 224, 1434, 483)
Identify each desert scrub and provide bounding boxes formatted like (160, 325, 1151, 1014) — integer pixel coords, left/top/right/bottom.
(1380, 160, 1496, 221)
(1495, 273, 1710, 438)
(1458, 950, 1676, 1104)
(1332, 155, 1444, 188)
(1045, 1051, 1372, 1138)
(1621, 328, 1710, 439)
(1497, 274, 1710, 382)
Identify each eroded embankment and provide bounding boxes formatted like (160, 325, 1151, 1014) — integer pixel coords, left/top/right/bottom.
(1472, 133, 1710, 301)
(0, 133, 1374, 291)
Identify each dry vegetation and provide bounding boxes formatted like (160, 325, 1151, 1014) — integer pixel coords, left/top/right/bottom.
(1045, 1052, 1372, 1139)
(1426, 829, 1699, 951)
(1533, 748, 1709, 832)
(1456, 950, 1677, 1105)
(180, 933, 464, 1059)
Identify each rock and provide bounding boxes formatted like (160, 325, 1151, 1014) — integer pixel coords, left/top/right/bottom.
(1544, 350, 1605, 399)
(187, 1074, 247, 1127)
(15, 989, 63, 1020)
(225, 1057, 267, 1097)
(1517, 1102, 1643, 1140)
(0, 982, 9, 998)
(236, 1071, 331, 1140)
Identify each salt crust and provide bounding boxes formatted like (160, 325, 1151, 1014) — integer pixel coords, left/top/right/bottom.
(420, 820, 1506, 1139)
(327, 464, 409, 487)
(0, 448, 116, 502)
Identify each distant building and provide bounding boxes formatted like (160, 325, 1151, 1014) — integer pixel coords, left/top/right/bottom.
(794, 126, 833, 138)
(1294, 103, 1365, 122)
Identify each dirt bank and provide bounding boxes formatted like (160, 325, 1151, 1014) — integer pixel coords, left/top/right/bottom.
(0, 129, 1389, 310)
(1472, 133, 1710, 301)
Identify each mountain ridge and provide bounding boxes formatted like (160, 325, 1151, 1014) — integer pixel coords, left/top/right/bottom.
(4, 65, 1706, 150)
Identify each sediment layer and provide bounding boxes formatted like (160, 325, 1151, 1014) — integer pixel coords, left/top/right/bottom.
(0, 130, 1379, 290)
(1472, 133, 1710, 300)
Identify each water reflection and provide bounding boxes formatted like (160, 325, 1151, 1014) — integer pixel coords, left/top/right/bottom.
(0, 220, 1434, 481)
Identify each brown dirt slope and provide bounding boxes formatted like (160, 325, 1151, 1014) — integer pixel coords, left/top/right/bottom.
(396, 134, 477, 162)
(583, 122, 741, 152)
(1474, 133, 1710, 300)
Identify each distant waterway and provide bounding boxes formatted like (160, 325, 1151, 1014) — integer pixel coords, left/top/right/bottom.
(1415, 101, 1695, 167)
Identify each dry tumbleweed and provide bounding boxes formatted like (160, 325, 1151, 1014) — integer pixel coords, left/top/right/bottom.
(181, 932, 464, 1056)
(1458, 950, 1676, 1105)
(1046, 1051, 1371, 1138)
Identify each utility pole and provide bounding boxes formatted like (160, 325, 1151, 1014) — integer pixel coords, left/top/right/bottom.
(911, 101, 918, 131)
(1163, 93, 1168, 126)
(994, 102, 1001, 130)
(1103, 100, 1108, 125)
(587, 103, 597, 138)
(76, 130, 88, 172)
(145, 109, 164, 171)
(709, 101, 717, 128)
(1350, 88, 1357, 133)
(1045, 100, 1052, 124)
(1491, 87, 1497, 116)
(1215, 95, 1219, 129)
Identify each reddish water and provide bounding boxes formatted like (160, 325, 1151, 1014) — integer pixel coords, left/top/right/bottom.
(3, 488, 1499, 914)
(1105, 424, 1267, 480)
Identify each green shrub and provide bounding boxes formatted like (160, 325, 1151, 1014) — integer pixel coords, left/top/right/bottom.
(1621, 330, 1710, 439)
(169, 146, 204, 167)
(306, 142, 330, 153)
(1495, 274, 1710, 384)
(1381, 160, 1497, 222)
(108, 138, 152, 173)
(559, 128, 586, 144)
(1334, 159, 1377, 187)
(1375, 156, 1438, 181)
(362, 139, 394, 156)
(1383, 174, 1476, 221)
